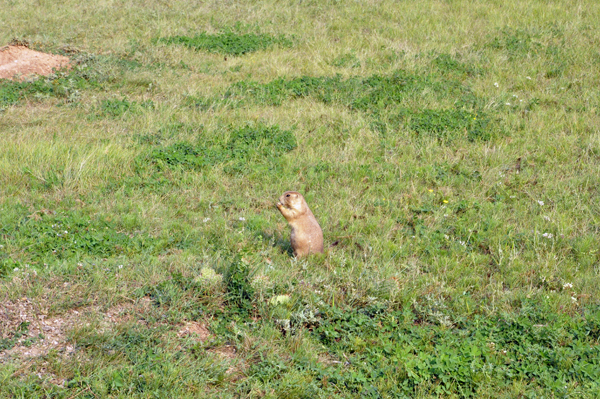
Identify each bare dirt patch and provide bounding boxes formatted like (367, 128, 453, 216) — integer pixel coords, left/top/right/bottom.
(0, 45, 71, 81)
(175, 321, 244, 375)
(0, 297, 77, 359)
(104, 296, 154, 325)
(0, 296, 154, 361)
(211, 344, 237, 359)
(177, 321, 211, 341)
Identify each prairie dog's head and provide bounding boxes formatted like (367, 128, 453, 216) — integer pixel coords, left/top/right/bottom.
(278, 191, 304, 209)
(276, 191, 308, 219)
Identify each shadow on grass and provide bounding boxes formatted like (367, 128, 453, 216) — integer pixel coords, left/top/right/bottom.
(259, 230, 294, 257)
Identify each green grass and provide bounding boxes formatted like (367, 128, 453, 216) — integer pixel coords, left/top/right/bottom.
(1, 0, 600, 397)
(0, 59, 98, 108)
(141, 123, 297, 173)
(155, 30, 293, 56)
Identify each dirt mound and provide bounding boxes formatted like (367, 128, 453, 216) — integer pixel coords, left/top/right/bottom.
(0, 45, 71, 81)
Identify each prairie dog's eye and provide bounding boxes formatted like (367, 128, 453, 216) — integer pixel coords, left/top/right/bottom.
(286, 194, 290, 197)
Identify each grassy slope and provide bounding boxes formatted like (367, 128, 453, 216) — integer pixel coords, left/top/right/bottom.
(1, 0, 600, 397)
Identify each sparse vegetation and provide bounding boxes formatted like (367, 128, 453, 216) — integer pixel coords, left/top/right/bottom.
(1, 0, 600, 397)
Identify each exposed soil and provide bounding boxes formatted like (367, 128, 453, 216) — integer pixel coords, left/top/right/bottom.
(0, 296, 76, 359)
(177, 321, 211, 341)
(0, 296, 154, 361)
(176, 320, 244, 376)
(0, 45, 71, 81)
(0, 293, 247, 383)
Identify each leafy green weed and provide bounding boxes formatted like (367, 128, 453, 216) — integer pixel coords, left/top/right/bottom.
(155, 31, 292, 56)
(142, 123, 297, 174)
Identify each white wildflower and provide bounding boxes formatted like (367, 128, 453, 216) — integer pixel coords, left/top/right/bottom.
(542, 233, 553, 239)
(563, 283, 573, 289)
(494, 82, 499, 87)
(537, 200, 544, 206)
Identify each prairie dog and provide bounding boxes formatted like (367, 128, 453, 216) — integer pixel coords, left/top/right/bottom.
(276, 191, 324, 257)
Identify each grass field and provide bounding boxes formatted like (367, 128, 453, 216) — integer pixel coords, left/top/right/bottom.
(1, 0, 600, 397)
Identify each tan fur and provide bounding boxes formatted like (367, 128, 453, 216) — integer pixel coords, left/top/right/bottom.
(276, 191, 324, 257)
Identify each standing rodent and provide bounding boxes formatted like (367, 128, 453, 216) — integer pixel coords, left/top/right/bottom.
(276, 191, 324, 257)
